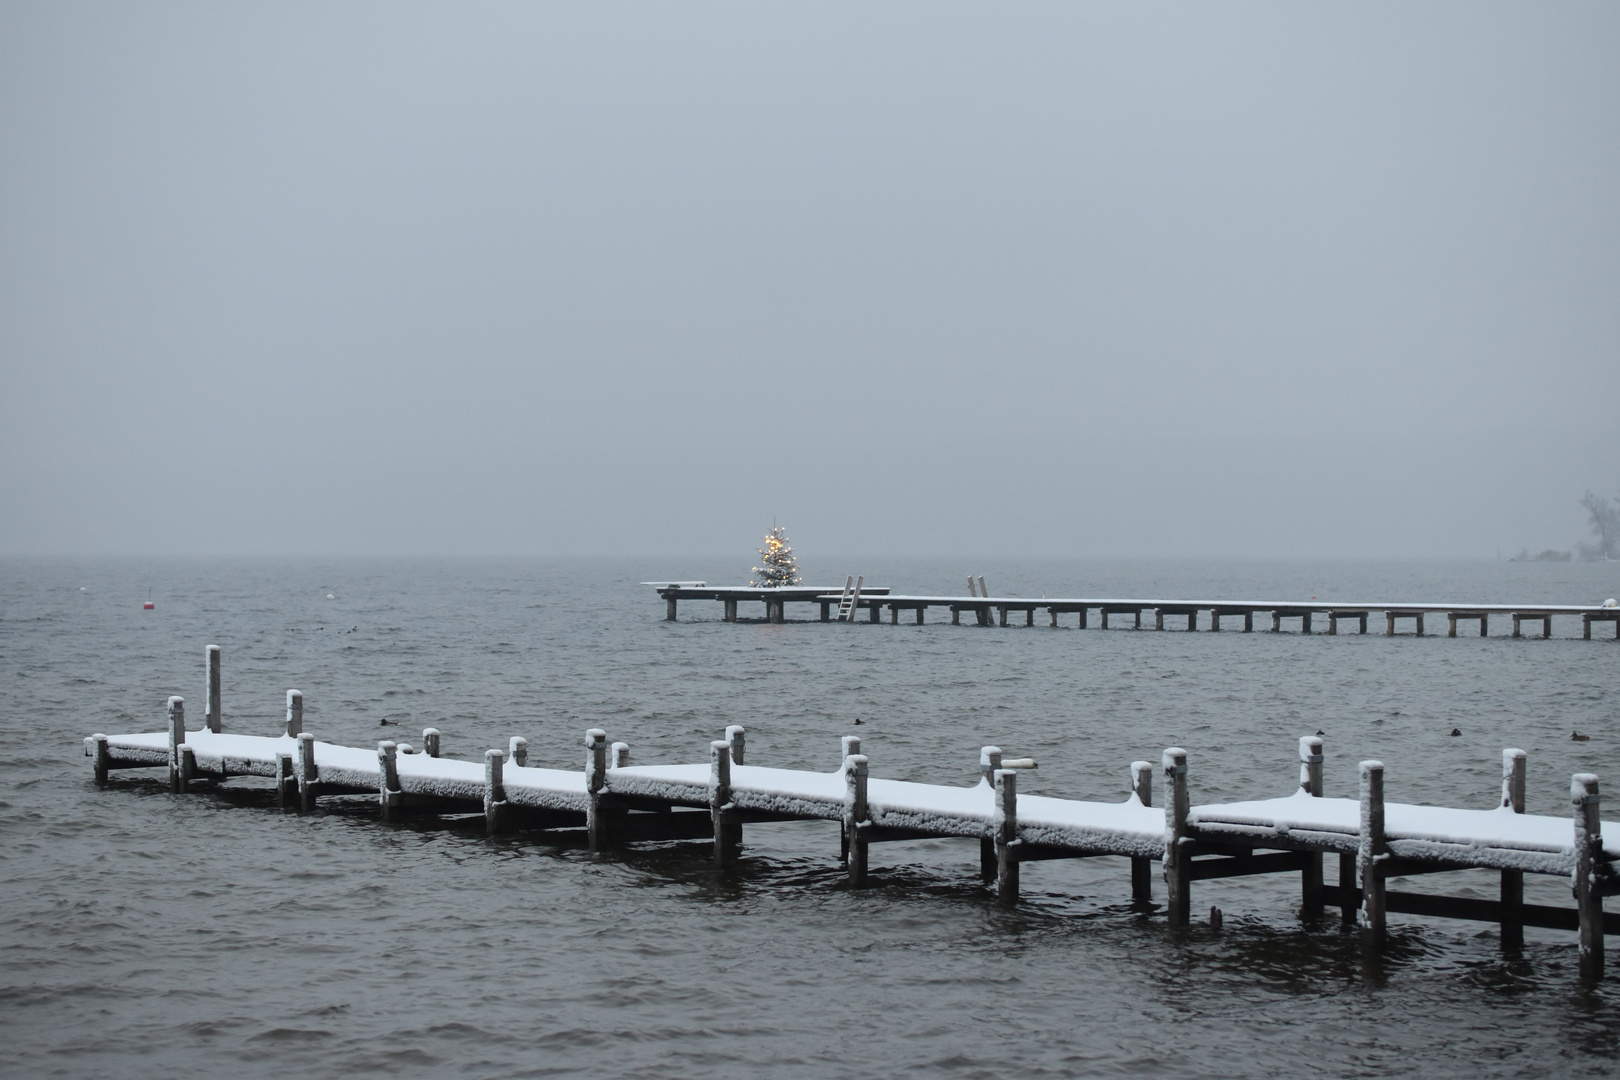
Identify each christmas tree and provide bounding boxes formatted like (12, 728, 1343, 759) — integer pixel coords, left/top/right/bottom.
(751, 526, 803, 587)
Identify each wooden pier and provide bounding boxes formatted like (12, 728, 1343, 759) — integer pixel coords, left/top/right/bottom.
(650, 583, 1620, 639)
(87, 646, 1620, 979)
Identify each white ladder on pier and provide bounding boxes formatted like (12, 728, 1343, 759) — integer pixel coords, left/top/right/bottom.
(837, 575, 863, 621)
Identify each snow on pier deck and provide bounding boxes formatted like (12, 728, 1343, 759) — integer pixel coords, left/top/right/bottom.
(653, 583, 1620, 637)
(86, 647, 1620, 979)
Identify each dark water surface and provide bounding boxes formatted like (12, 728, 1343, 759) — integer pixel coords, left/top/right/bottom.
(3, 556, 1618, 1078)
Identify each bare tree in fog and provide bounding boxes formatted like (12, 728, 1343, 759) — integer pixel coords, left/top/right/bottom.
(1579, 491, 1620, 560)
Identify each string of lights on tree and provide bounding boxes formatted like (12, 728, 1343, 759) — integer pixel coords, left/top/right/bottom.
(751, 526, 802, 587)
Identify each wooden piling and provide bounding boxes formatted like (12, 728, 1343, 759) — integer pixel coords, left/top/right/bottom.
(1501, 748, 1526, 949)
(422, 727, 441, 758)
(1078, 607, 1087, 629)
(205, 645, 222, 733)
(869, 601, 881, 624)
(995, 768, 1019, 905)
(980, 746, 1002, 882)
(1155, 610, 1165, 631)
(841, 735, 861, 865)
(846, 752, 869, 888)
(726, 725, 745, 766)
(915, 606, 924, 625)
(586, 729, 610, 850)
(612, 741, 630, 768)
(485, 749, 507, 835)
(275, 751, 294, 809)
(710, 741, 739, 866)
(1300, 735, 1324, 913)
(167, 696, 185, 793)
(297, 732, 317, 812)
(1358, 760, 1386, 942)
(1271, 611, 1281, 633)
(378, 741, 401, 823)
(666, 595, 678, 621)
(1573, 773, 1604, 980)
(726, 599, 739, 622)
(1131, 760, 1153, 900)
(285, 690, 303, 737)
(90, 734, 110, 786)
(1339, 853, 1357, 924)
(508, 737, 527, 768)
(178, 744, 197, 793)
(1164, 748, 1190, 927)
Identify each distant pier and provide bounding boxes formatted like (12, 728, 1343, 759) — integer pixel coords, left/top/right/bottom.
(647, 582, 1620, 638)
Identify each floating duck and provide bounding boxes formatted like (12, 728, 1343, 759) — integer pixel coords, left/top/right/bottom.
(379, 718, 398, 726)
(1572, 731, 1591, 741)
(1449, 728, 1462, 737)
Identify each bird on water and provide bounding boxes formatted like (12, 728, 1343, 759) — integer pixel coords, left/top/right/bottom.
(1572, 731, 1591, 741)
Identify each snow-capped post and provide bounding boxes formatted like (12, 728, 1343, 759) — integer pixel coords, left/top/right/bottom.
(422, 728, 440, 758)
(1300, 736, 1325, 913)
(508, 737, 527, 768)
(1357, 760, 1387, 943)
(484, 749, 507, 836)
(839, 736, 862, 866)
(205, 645, 222, 733)
(378, 741, 400, 823)
(1501, 749, 1527, 949)
(726, 725, 745, 767)
(1131, 760, 1153, 901)
(994, 768, 1019, 906)
(585, 729, 609, 849)
(275, 751, 294, 809)
(612, 742, 630, 769)
(166, 696, 186, 793)
(1572, 773, 1604, 980)
(1163, 748, 1191, 927)
(710, 740, 739, 867)
(980, 747, 1002, 882)
(841, 735, 861, 765)
(296, 732, 317, 812)
(285, 690, 303, 738)
(91, 734, 110, 786)
(845, 753, 870, 888)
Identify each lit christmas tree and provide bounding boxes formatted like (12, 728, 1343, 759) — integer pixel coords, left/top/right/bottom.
(751, 526, 803, 587)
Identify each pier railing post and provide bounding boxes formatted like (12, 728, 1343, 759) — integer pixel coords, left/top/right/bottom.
(1300, 735, 1324, 914)
(167, 696, 186, 793)
(665, 593, 677, 621)
(612, 741, 630, 768)
(840, 737, 861, 864)
(92, 734, 110, 786)
(206, 645, 222, 733)
(1358, 760, 1386, 944)
(1501, 748, 1527, 950)
(485, 749, 507, 836)
(1163, 748, 1190, 927)
(508, 737, 527, 768)
(585, 729, 610, 850)
(378, 741, 401, 823)
(1131, 760, 1153, 900)
(995, 769, 1019, 905)
(980, 747, 1002, 882)
(285, 690, 303, 737)
(726, 725, 746, 766)
(711, 740, 739, 867)
(297, 732, 317, 812)
(276, 751, 294, 809)
(1573, 773, 1604, 981)
(846, 753, 869, 888)
(178, 744, 197, 793)
(422, 727, 440, 758)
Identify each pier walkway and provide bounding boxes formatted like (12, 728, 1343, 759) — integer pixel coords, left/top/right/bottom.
(86, 646, 1620, 979)
(651, 583, 1620, 637)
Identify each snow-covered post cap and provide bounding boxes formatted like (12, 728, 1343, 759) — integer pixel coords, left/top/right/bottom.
(611, 741, 630, 769)
(1130, 761, 1152, 806)
(841, 735, 861, 769)
(508, 736, 527, 768)
(980, 746, 1002, 785)
(1299, 736, 1324, 796)
(725, 726, 745, 767)
(585, 729, 607, 793)
(1502, 749, 1526, 812)
(285, 690, 303, 737)
(422, 727, 440, 758)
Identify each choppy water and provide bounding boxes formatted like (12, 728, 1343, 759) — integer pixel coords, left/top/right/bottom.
(3, 556, 1618, 1078)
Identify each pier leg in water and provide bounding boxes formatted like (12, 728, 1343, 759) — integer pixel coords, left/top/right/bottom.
(206, 645, 222, 733)
(1164, 748, 1190, 927)
(1339, 854, 1357, 924)
(711, 741, 740, 867)
(846, 753, 869, 888)
(727, 600, 739, 622)
(1501, 749, 1526, 950)
(979, 747, 1002, 883)
(586, 729, 612, 851)
(485, 749, 508, 836)
(1329, 614, 1338, 636)
(915, 607, 924, 625)
(1131, 760, 1153, 901)
(92, 734, 109, 786)
(1358, 760, 1387, 947)
(276, 751, 294, 809)
(1155, 610, 1164, 631)
(378, 741, 401, 823)
(1244, 611, 1253, 632)
(1272, 611, 1281, 633)
(840, 736, 860, 865)
(166, 696, 185, 794)
(1300, 735, 1325, 916)
(666, 595, 677, 621)
(297, 732, 317, 812)
(178, 745, 196, 794)
(1573, 773, 1604, 981)
(995, 769, 1019, 906)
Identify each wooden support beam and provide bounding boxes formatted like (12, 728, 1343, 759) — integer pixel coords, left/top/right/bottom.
(841, 735, 860, 866)
(915, 607, 924, 625)
(1131, 760, 1153, 901)
(285, 690, 303, 737)
(1050, 608, 1058, 628)
(485, 749, 508, 835)
(726, 725, 745, 766)
(711, 740, 739, 867)
(178, 744, 196, 793)
(1272, 611, 1281, 633)
(166, 696, 185, 794)
(1078, 607, 1087, 629)
(1100, 609, 1109, 630)
(205, 645, 222, 733)
(868, 601, 880, 623)
(586, 728, 610, 850)
(727, 599, 739, 622)
(1320, 886, 1620, 933)
(1155, 610, 1165, 631)
(91, 734, 110, 786)
(1573, 772, 1604, 980)
(1244, 611, 1253, 632)
(979, 746, 1001, 883)
(1188, 851, 1311, 881)
(1164, 747, 1190, 927)
(1300, 735, 1324, 914)
(1359, 759, 1386, 943)
(1501, 748, 1526, 950)
(995, 768, 1018, 905)
(1026, 608, 1034, 627)
(276, 751, 294, 809)
(666, 595, 677, 621)
(846, 752, 869, 888)
(297, 732, 317, 812)
(378, 741, 401, 823)
(891, 605, 899, 624)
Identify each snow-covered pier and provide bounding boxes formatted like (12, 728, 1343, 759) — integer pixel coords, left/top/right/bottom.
(651, 582, 1620, 638)
(89, 647, 1620, 978)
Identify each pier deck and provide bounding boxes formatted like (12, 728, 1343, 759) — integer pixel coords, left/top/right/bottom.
(86, 645, 1620, 980)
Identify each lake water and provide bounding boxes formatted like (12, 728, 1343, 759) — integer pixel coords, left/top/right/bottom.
(2, 556, 1618, 1078)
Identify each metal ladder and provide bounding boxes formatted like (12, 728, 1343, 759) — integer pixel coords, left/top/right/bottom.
(837, 575, 863, 621)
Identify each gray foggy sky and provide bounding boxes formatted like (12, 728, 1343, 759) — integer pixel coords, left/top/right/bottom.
(2, 3, 1617, 559)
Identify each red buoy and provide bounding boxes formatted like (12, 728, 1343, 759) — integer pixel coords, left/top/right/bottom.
(143, 601, 155, 610)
